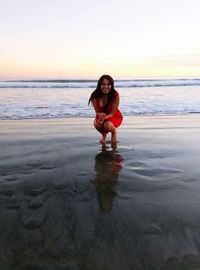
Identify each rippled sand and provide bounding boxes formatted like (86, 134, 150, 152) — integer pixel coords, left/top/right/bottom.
(1, 115, 200, 269)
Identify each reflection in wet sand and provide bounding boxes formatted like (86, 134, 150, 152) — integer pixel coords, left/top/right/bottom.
(92, 145, 123, 212)
(1, 116, 200, 269)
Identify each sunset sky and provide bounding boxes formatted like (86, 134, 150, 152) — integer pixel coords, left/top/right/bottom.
(1, 0, 200, 79)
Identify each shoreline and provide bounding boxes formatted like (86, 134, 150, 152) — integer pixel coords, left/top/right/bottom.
(1, 115, 200, 269)
(1, 111, 200, 120)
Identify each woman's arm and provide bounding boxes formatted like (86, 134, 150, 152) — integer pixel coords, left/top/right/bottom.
(92, 99, 106, 124)
(91, 99, 98, 113)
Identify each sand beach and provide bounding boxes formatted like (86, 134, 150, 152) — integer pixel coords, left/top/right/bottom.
(1, 115, 200, 269)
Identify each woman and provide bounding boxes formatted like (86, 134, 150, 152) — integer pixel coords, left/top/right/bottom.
(89, 75, 123, 144)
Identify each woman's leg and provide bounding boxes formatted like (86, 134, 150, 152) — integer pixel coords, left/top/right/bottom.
(94, 120, 107, 144)
(103, 121, 117, 144)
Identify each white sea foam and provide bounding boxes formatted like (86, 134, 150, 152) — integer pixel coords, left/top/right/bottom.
(0, 83, 200, 119)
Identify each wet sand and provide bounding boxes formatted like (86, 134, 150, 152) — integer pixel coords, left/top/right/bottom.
(1, 115, 200, 269)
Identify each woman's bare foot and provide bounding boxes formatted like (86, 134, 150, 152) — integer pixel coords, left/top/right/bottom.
(100, 133, 106, 144)
(111, 131, 117, 145)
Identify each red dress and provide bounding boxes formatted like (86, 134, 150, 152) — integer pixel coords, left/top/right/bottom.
(95, 91, 123, 128)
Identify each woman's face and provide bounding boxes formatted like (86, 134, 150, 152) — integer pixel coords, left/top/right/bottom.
(101, 78, 112, 94)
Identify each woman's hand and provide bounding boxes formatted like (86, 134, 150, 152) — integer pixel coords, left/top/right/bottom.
(95, 112, 106, 124)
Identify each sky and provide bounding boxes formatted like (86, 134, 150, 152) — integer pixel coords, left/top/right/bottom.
(0, 0, 200, 79)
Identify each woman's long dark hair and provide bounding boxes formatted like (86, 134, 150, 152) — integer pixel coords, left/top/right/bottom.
(88, 75, 116, 113)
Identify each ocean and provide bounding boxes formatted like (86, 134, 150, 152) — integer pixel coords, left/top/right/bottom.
(0, 79, 200, 120)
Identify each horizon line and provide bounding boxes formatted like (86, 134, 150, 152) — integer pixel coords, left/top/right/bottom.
(1, 77, 200, 82)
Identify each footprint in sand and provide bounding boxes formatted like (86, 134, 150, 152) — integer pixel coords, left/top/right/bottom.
(28, 199, 43, 209)
(23, 218, 42, 230)
(4, 176, 18, 182)
(143, 223, 162, 235)
(40, 165, 56, 170)
(24, 187, 45, 196)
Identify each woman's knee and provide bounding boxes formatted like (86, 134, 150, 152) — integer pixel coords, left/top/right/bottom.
(104, 121, 115, 132)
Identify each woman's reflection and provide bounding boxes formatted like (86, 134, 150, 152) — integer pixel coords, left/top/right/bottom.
(93, 145, 123, 212)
